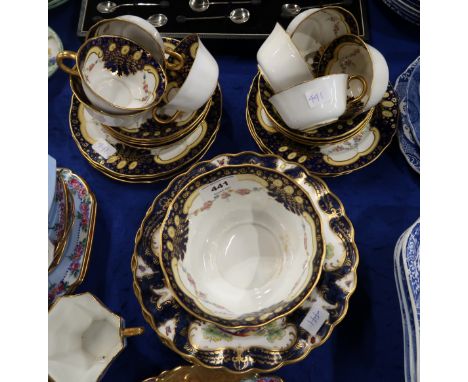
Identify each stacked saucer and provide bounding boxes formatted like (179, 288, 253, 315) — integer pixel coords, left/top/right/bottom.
(48, 156, 97, 306)
(394, 219, 420, 382)
(395, 57, 420, 174)
(247, 7, 398, 177)
(132, 151, 359, 373)
(58, 16, 221, 182)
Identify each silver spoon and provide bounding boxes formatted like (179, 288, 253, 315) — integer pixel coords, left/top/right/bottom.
(96, 1, 170, 14)
(189, 0, 261, 13)
(147, 13, 168, 27)
(281, 2, 351, 17)
(177, 7, 250, 24)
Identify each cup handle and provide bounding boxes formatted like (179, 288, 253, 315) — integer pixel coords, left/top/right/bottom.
(347, 75, 368, 105)
(56, 51, 79, 76)
(152, 107, 182, 125)
(165, 49, 184, 71)
(120, 327, 144, 337)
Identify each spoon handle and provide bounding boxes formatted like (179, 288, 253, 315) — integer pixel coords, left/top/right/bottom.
(302, 0, 351, 9)
(177, 15, 227, 22)
(209, 0, 261, 4)
(117, 2, 169, 9)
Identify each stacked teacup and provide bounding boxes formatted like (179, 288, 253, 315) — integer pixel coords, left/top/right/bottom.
(57, 16, 219, 181)
(256, 7, 389, 144)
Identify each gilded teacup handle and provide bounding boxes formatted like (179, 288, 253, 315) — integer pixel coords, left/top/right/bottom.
(165, 49, 184, 71)
(347, 75, 368, 105)
(120, 327, 144, 337)
(152, 107, 182, 125)
(56, 51, 80, 77)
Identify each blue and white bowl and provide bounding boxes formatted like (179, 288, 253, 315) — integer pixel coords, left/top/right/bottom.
(395, 57, 420, 173)
(394, 218, 420, 382)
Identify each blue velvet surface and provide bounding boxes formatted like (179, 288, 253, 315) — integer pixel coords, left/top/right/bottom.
(48, 1, 420, 381)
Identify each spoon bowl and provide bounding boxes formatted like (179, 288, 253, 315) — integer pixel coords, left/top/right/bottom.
(189, 0, 209, 12)
(281, 3, 301, 16)
(230, 8, 250, 24)
(96, 1, 117, 13)
(148, 13, 168, 27)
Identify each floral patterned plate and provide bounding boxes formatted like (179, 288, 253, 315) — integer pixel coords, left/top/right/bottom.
(48, 173, 68, 246)
(132, 152, 358, 373)
(48, 26, 62, 78)
(247, 73, 398, 177)
(69, 87, 222, 183)
(48, 168, 97, 306)
(395, 57, 420, 174)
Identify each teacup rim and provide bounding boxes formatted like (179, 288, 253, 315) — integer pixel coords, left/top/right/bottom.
(288, 5, 359, 41)
(85, 17, 165, 66)
(48, 292, 126, 382)
(317, 33, 374, 108)
(158, 163, 326, 330)
(75, 34, 167, 113)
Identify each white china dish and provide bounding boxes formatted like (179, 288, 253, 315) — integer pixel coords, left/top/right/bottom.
(257, 23, 313, 93)
(286, 6, 359, 68)
(159, 165, 325, 327)
(157, 35, 219, 118)
(48, 293, 144, 382)
(318, 34, 389, 112)
(269, 73, 367, 131)
(86, 15, 166, 65)
(57, 35, 166, 115)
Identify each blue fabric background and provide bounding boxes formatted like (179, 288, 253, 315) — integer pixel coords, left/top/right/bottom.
(49, 1, 420, 381)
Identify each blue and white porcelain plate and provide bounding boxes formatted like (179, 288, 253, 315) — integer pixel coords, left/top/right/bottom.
(394, 218, 420, 382)
(406, 61, 420, 145)
(381, 0, 420, 25)
(395, 57, 420, 174)
(48, 168, 97, 306)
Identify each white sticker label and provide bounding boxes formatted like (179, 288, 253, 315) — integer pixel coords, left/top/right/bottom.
(199, 175, 236, 202)
(300, 305, 329, 336)
(92, 139, 116, 159)
(304, 87, 333, 109)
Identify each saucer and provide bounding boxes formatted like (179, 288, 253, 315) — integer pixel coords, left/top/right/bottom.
(247, 73, 398, 176)
(132, 152, 358, 373)
(395, 57, 420, 174)
(48, 168, 97, 306)
(257, 74, 374, 144)
(48, 26, 63, 77)
(69, 86, 222, 183)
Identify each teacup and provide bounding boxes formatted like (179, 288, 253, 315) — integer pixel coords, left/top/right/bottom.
(48, 293, 144, 382)
(153, 34, 219, 124)
(159, 165, 325, 328)
(69, 74, 152, 129)
(317, 34, 389, 112)
(269, 73, 367, 131)
(285, 6, 359, 72)
(57, 35, 167, 115)
(257, 23, 314, 93)
(85, 15, 183, 71)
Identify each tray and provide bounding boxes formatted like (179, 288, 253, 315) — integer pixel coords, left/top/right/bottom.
(77, 0, 369, 40)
